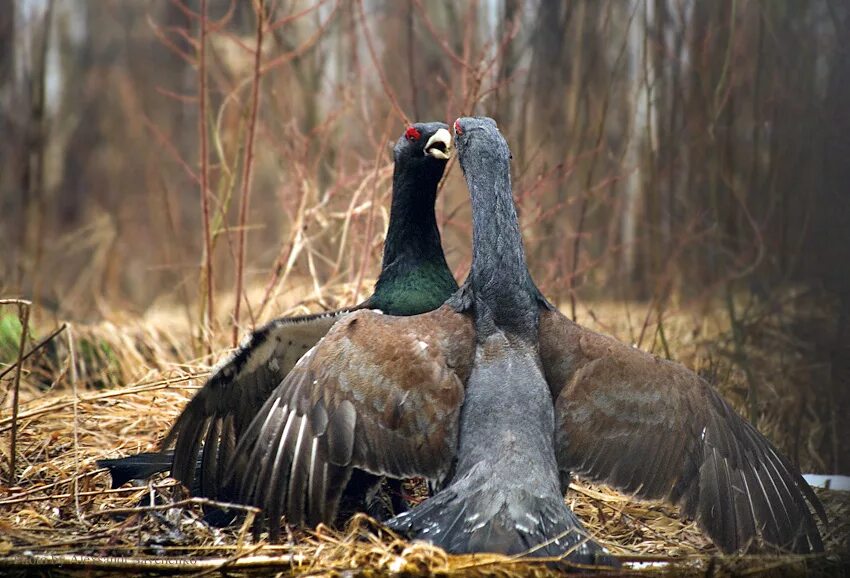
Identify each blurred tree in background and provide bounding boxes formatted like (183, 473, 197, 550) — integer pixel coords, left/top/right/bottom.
(1, 1, 848, 472)
(3, 0, 847, 312)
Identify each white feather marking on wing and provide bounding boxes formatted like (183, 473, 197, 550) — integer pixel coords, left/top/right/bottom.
(241, 315, 343, 377)
(241, 337, 278, 375)
(307, 436, 320, 512)
(264, 407, 296, 501)
(288, 417, 310, 507)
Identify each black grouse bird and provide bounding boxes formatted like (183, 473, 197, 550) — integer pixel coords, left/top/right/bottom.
(98, 122, 457, 520)
(221, 117, 824, 559)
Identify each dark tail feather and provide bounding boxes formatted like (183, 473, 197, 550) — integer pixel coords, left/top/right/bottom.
(98, 450, 239, 527)
(97, 451, 175, 488)
(387, 485, 617, 568)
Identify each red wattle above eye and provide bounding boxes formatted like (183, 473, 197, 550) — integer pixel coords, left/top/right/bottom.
(405, 127, 421, 141)
(454, 120, 463, 135)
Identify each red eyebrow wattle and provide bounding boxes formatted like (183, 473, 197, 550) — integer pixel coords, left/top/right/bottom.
(405, 126, 421, 141)
(454, 120, 463, 135)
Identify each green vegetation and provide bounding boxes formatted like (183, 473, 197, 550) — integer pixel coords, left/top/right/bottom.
(0, 312, 28, 365)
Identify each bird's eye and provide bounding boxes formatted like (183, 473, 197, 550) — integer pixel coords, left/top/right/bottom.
(405, 127, 421, 141)
(453, 120, 463, 135)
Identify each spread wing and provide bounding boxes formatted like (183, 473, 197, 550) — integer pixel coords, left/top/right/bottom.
(162, 310, 350, 496)
(226, 305, 474, 537)
(539, 308, 826, 554)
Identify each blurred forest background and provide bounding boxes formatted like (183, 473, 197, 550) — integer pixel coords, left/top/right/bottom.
(1, 1, 848, 474)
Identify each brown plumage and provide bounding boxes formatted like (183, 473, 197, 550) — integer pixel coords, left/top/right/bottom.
(167, 313, 342, 497)
(539, 308, 827, 553)
(231, 300, 826, 552)
(228, 305, 474, 535)
(97, 122, 459, 522)
(222, 117, 824, 558)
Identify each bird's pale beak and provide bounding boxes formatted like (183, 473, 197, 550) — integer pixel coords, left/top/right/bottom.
(424, 128, 452, 160)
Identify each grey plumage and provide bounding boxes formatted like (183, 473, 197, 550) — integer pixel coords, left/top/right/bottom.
(390, 117, 615, 565)
(390, 338, 612, 565)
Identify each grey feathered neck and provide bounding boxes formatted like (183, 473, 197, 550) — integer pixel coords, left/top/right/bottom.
(451, 117, 542, 339)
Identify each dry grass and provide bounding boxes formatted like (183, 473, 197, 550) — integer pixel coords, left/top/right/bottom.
(0, 283, 847, 577)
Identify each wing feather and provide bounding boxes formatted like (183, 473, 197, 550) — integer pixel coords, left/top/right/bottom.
(540, 308, 825, 553)
(262, 407, 298, 541)
(226, 305, 474, 531)
(286, 415, 311, 525)
(162, 310, 347, 493)
(246, 399, 288, 502)
(200, 417, 221, 498)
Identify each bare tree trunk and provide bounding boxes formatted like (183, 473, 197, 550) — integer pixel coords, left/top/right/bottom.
(495, 0, 520, 128)
(0, 0, 20, 287)
(621, 0, 645, 297)
(22, 0, 55, 311)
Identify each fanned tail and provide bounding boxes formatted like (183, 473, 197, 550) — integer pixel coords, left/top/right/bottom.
(387, 466, 617, 567)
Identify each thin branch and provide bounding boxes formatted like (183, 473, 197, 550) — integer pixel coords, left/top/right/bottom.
(141, 115, 201, 185)
(406, 1, 419, 119)
(0, 322, 66, 381)
(198, 0, 215, 353)
(0, 374, 204, 432)
(154, 86, 199, 104)
(352, 113, 395, 302)
(233, 0, 265, 345)
(89, 496, 260, 518)
(412, 0, 468, 69)
(355, 0, 409, 124)
(268, 0, 329, 32)
(255, 177, 311, 320)
(0, 481, 181, 507)
(147, 14, 198, 65)
(168, 0, 237, 32)
(260, 2, 338, 75)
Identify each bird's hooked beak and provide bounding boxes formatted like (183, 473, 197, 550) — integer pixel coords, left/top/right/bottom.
(424, 128, 452, 160)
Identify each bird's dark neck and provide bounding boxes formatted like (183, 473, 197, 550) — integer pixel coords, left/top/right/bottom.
(380, 164, 444, 268)
(369, 162, 457, 316)
(465, 155, 540, 338)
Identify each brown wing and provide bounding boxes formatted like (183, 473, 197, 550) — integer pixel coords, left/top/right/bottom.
(226, 304, 474, 536)
(539, 308, 826, 554)
(162, 310, 348, 496)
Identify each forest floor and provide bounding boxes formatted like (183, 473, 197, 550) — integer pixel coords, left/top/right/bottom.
(0, 282, 848, 577)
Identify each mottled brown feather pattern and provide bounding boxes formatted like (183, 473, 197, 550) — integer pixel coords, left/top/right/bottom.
(539, 308, 825, 554)
(228, 305, 474, 535)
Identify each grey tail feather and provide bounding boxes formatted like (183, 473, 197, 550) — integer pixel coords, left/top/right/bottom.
(97, 451, 175, 489)
(387, 487, 618, 568)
